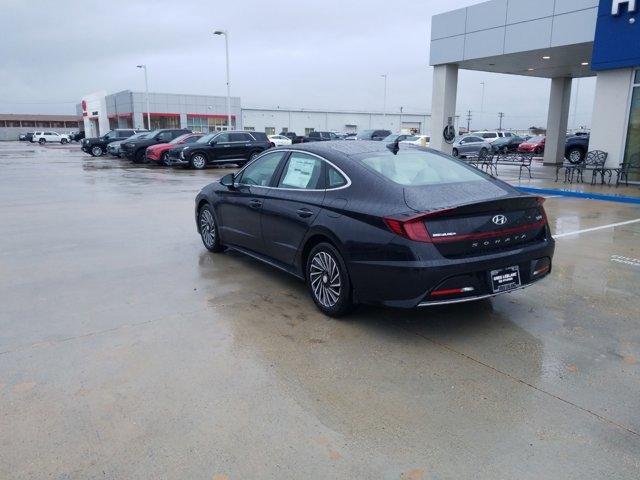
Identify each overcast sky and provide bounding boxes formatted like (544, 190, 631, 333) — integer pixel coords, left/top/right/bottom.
(1, 0, 596, 131)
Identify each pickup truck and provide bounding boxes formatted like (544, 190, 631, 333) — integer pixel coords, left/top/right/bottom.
(304, 131, 342, 142)
(280, 132, 305, 144)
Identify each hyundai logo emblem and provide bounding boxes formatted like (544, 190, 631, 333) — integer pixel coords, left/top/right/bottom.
(492, 214, 507, 225)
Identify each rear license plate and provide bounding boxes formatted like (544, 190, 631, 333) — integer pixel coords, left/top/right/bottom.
(490, 266, 521, 293)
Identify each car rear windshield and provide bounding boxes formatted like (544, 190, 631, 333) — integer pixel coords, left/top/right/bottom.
(357, 150, 486, 186)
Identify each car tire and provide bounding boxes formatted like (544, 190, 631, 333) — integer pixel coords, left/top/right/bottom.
(306, 242, 353, 318)
(61, 138, 68, 144)
(479, 147, 488, 158)
(501, 146, 509, 154)
(248, 151, 259, 161)
(133, 149, 146, 164)
(190, 154, 207, 170)
(567, 147, 585, 164)
(161, 152, 171, 167)
(198, 205, 224, 252)
(452, 148, 459, 157)
(534, 147, 543, 155)
(38, 138, 46, 145)
(90, 145, 103, 157)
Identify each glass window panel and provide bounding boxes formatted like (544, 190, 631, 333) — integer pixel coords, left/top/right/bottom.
(623, 86, 640, 181)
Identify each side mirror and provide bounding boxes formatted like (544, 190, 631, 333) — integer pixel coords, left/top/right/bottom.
(220, 173, 235, 189)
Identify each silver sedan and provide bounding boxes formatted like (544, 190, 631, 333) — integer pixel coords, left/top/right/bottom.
(452, 135, 493, 158)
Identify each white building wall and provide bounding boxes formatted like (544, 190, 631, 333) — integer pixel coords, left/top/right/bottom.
(81, 91, 109, 137)
(241, 109, 431, 135)
(589, 68, 636, 167)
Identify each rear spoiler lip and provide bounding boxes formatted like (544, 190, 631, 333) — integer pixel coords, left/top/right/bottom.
(392, 193, 544, 220)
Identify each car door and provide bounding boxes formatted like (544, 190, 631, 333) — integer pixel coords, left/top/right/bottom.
(216, 150, 287, 252)
(210, 132, 233, 160)
(229, 132, 253, 158)
(261, 152, 326, 266)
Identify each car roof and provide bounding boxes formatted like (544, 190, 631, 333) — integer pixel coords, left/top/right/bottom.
(274, 140, 404, 158)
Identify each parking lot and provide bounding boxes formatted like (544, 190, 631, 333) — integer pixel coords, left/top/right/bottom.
(1, 141, 639, 479)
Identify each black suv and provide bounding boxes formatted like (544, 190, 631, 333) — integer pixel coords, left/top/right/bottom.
(121, 129, 191, 163)
(81, 129, 142, 157)
(281, 131, 305, 144)
(170, 131, 272, 169)
(305, 131, 341, 142)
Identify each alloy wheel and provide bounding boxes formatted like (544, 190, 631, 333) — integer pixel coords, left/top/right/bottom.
(309, 251, 341, 308)
(569, 149, 582, 163)
(192, 154, 206, 169)
(91, 146, 103, 156)
(199, 209, 216, 248)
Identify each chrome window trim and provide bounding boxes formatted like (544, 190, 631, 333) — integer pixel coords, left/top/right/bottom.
(235, 148, 352, 192)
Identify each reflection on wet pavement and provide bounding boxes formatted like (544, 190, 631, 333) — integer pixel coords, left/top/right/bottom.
(0, 142, 639, 479)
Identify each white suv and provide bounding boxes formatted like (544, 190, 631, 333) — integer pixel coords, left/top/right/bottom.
(475, 131, 513, 143)
(32, 131, 71, 145)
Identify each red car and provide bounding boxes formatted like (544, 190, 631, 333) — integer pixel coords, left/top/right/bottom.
(145, 133, 204, 166)
(518, 135, 545, 155)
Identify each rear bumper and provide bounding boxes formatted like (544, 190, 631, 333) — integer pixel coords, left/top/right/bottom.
(348, 239, 555, 309)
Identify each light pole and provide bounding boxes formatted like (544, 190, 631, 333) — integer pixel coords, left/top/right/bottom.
(480, 81, 485, 112)
(214, 30, 232, 130)
(136, 65, 151, 130)
(381, 74, 388, 120)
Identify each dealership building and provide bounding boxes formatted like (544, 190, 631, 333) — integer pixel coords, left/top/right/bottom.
(78, 90, 431, 139)
(430, 0, 640, 171)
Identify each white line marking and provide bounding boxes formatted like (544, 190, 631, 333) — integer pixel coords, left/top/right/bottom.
(554, 218, 640, 239)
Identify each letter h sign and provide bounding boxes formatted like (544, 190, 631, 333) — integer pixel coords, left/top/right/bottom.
(612, 0, 637, 15)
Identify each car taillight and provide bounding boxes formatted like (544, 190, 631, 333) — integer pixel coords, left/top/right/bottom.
(383, 208, 454, 243)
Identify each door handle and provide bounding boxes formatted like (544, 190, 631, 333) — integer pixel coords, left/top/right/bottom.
(296, 208, 313, 218)
(250, 199, 262, 209)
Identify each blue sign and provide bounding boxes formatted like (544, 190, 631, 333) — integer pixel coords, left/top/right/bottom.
(592, 0, 640, 70)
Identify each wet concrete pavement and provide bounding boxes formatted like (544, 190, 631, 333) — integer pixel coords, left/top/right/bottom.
(1, 142, 639, 479)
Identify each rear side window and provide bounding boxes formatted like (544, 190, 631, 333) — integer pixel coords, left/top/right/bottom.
(184, 136, 200, 144)
(358, 151, 486, 186)
(278, 153, 323, 189)
(327, 166, 348, 188)
(250, 132, 268, 142)
(481, 133, 497, 138)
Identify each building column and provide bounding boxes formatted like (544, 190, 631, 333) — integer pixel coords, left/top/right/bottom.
(430, 64, 458, 154)
(589, 69, 635, 168)
(543, 77, 572, 165)
(179, 113, 188, 129)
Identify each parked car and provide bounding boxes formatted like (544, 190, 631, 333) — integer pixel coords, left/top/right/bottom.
(69, 131, 85, 142)
(33, 131, 71, 144)
(475, 131, 515, 143)
(107, 131, 149, 157)
(280, 131, 305, 144)
(452, 135, 492, 158)
(491, 135, 525, 154)
(194, 142, 554, 317)
(356, 129, 392, 141)
(305, 131, 342, 142)
(145, 133, 204, 166)
(381, 134, 416, 143)
(18, 132, 34, 142)
(171, 131, 272, 169)
(268, 134, 293, 146)
(518, 135, 546, 155)
(82, 129, 142, 157)
(565, 134, 590, 164)
(400, 135, 431, 147)
(121, 129, 191, 163)
(344, 133, 357, 140)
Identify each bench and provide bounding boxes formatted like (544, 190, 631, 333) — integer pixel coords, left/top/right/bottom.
(490, 152, 534, 179)
(613, 154, 640, 187)
(555, 150, 608, 184)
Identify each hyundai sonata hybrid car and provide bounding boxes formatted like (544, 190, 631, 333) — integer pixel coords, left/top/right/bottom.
(194, 141, 554, 317)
